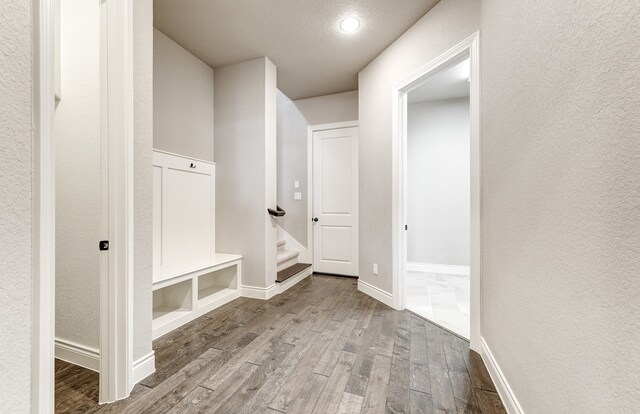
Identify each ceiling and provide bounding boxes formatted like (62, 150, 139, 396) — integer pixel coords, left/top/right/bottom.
(154, 0, 440, 100)
(408, 58, 470, 104)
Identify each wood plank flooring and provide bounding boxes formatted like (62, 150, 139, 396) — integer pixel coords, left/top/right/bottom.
(55, 275, 506, 413)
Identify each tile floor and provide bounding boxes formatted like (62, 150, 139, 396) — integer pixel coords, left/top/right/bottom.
(406, 270, 470, 338)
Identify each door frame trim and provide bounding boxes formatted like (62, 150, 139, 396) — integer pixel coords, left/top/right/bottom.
(391, 31, 482, 350)
(306, 121, 359, 271)
(32, 0, 136, 409)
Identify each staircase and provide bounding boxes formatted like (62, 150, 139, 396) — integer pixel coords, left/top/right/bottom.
(277, 239, 311, 283)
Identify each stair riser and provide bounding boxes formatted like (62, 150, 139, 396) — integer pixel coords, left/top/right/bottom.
(277, 256, 299, 272)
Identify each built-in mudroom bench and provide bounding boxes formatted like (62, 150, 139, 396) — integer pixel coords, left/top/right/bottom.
(152, 150, 242, 340)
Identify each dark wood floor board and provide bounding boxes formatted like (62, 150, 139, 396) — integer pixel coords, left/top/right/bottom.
(200, 312, 296, 390)
(344, 315, 385, 397)
(56, 276, 506, 414)
(268, 320, 341, 412)
(438, 328, 480, 413)
(360, 354, 392, 414)
(409, 315, 431, 394)
(112, 348, 222, 414)
(173, 362, 259, 413)
(384, 311, 411, 414)
(286, 372, 328, 414)
(409, 389, 434, 414)
(214, 340, 295, 414)
(331, 285, 360, 322)
(314, 317, 359, 376)
(425, 322, 458, 413)
(239, 331, 321, 413)
(370, 303, 399, 358)
(312, 351, 358, 414)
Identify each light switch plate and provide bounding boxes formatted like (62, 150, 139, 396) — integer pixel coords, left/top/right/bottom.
(294, 192, 302, 200)
(294, 180, 300, 188)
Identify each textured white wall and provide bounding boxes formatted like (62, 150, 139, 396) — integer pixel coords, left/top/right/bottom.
(0, 1, 33, 411)
(215, 58, 277, 288)
(481, 0, 640, 412)
(133, 0, 154, 363)
(407, 99, 470, 266)
(277, 90, 359, 247)
(154, 29, 214, 161)
(358, 0, 480, 293)
(55, 0, 101, 351)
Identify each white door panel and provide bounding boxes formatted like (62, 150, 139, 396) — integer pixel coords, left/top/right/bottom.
(313, 126, 359, 276)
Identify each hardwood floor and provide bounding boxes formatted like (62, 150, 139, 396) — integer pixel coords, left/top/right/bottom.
(55, 275, 506, 413)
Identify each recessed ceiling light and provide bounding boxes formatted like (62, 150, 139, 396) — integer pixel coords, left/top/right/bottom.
(340, 17, 361, 33)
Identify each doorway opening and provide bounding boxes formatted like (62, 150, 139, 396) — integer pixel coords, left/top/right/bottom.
(34, 0, 135, 410)
(405, 56, 471, 338)
(392, 33, 481, 348)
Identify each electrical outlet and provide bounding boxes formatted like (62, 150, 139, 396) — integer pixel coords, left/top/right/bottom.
(373, 263, 378, 275)
(294, 192, 302, 200)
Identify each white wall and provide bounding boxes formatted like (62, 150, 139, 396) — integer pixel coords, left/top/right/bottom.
(215, 57, 278, 289)
(55, 0, 101, 351)
(0, 1, 33, 410)
(133, 0, 154, 364)
(358, 0, 480, 293)
(277, 90, 358, 247)
(407, 98, 470, 266)
(154, 29, 214, 161)
(481, 0, 640, 412)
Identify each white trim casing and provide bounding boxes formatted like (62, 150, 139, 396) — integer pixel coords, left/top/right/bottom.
(54, 339, 100, 372)
(391, 32, 482, 350)
(406, 262, 470, 276)
(132, 351, 156, 384)
(33, 0, 56, 412)
(101, 0, 135, 403)
(357, 280, 394, 309)
(306, 120, 359, 270)
(480, 338, 524, 414)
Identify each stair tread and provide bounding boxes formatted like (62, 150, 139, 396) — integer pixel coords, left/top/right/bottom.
(276, 263, 312, 283)
(277, 249, 299, 264)
(277, 239, 286, 247)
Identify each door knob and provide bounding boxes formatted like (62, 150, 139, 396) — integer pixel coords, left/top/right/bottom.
(313, 217, 319, 222)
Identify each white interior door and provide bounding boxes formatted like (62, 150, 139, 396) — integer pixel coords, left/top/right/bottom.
(313, 126, 359, 276)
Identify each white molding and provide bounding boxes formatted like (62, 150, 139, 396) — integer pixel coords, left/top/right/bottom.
(32, 0, 56, 411)
(241, 284, 279, 300)
(391, 32, 482, 351)
(276, 225, 311, 264)
(55, 339, 100, 372)
(307, 120, 359, 269)
(153, 148, 216, 165)
(407, 262, 470, 276)
(100, 0, 135, 403)
(132, 352, 156, 384)
(276, 265, 312, 294)
(357, 280, 396, 309)
(480, 338, 524, 414)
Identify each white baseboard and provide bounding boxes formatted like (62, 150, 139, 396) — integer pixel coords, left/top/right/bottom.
(480, 337, 524, 414)
(55, 338, 100, 372)
(277, 225, 311, 264)
(132, 351, 156, 384)
(407, 262, 470, 276)
(357, 280, 395, 309)
(241, 283, 278, 300)
(276, 265, 312, 295)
